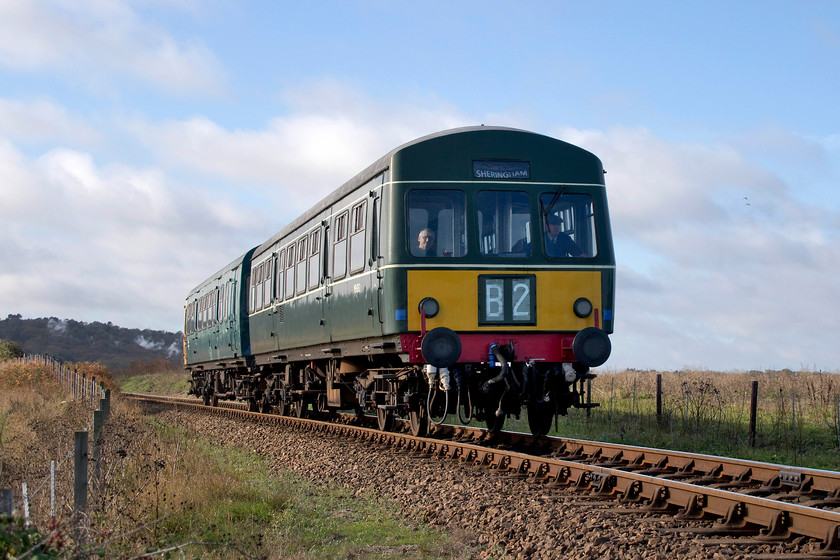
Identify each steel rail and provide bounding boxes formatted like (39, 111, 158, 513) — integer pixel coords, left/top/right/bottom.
(125, 394, 840, 496)
(126, 392, 840, 550)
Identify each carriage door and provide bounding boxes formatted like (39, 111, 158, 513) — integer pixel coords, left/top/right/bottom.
(373, 195, 385, 324)
(308, 225, 328, 341)
(224, 279, 238, 357)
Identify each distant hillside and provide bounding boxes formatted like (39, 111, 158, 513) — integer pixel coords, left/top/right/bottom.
(0, 314, 182, 371)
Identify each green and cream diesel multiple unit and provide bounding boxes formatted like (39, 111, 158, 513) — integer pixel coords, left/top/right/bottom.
(185, 126, 615, 436)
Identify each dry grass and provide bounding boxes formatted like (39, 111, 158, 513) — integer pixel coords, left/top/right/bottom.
(0, 360, 289, 558)
(575, 368, 840, 468)
(596, 368, 840, 426)
(0, 363, 91, 498)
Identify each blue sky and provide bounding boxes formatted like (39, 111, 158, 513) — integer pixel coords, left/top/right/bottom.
(0, 1, 838, 372)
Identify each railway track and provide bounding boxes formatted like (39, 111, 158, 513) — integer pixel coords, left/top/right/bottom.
(127, 392, 840, 556)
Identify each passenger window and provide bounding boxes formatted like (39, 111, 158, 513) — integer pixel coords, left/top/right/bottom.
(228, 281, 235, 316)
(477, 191, 532, 257)
(228, 280, 239, 320)
(284, 244, 295, 299)
(248, 273, 255, 314)
(333, 211, 348, 279)
(309, 229, 321, 290)
(296, 237, 307, 294)
(199, 295, 205, 329)
(255, 263, 264, 310)
(539, 192, 597, 258)
(349, 201, 366, 274)
(263, 258, 273, 307)
(218, 285, 225, 322)
(407, 190, 467, 258)
(213, 288, 220, 323)
(222, 281, 230, 320)
(211, 292, 215, 324)
(276, 250, 284, 302)
(372, 197, 381, 260)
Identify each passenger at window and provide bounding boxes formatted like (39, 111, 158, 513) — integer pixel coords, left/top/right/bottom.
(417, 228, 436, 257)
(544, 213, 583, 257)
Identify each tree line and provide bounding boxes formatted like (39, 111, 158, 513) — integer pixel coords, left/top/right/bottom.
(0, 315, 182, 371)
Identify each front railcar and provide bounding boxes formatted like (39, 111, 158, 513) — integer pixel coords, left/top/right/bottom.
(378, 127, 615, 435)
(183, 126, 615, 437)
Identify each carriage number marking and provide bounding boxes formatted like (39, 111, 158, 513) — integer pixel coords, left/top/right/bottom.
(478, 275, 536, 325)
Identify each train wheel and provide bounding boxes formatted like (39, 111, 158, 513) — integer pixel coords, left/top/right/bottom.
(377, 408, 395, 431)
(409, 405, 428, 437)
(202, 392, 210, 406)
(295, 399, 308, 418)
(248, 399, 259, 412)
(211, 393, 218, 407)
(276, 399, 288, 416)
(527, 402, 553, 437)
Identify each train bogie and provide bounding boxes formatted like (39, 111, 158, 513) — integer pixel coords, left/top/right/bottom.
(184, 127, 615, 437)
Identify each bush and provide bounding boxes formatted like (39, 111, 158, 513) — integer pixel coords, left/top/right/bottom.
(0, 339, 23, 362)
(0, 515, 63, 559)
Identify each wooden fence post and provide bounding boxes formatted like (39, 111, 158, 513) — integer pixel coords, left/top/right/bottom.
(656, 373, 663, 425)
(93, 410, 103, 494)
(0, 488, 12, 516)
(50, 460, 56, 519)
(74, 431, 88, 513)
(21, 482, 29, 526)
(103, 389, 111, 423)
(835, 395, 840, 451)
(749, 380, 758, 447)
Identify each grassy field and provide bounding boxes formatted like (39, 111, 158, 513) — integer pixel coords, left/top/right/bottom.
(507, 368, 840, 470)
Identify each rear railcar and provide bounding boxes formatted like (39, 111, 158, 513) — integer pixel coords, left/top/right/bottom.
(183, 248, 255, 405)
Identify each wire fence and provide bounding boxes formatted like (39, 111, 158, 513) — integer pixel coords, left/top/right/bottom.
(1, 354, 111, 539)
(589, 369, 840, 458)
(11, 354, 107, 404)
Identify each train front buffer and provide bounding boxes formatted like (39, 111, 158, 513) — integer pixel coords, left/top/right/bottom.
(402, 269, 612, 434)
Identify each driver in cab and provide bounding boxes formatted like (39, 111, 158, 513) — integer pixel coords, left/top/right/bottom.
(544, 212, 584, 257)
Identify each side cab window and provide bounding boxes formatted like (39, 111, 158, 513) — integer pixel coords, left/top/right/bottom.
(407, 190, 467, 258)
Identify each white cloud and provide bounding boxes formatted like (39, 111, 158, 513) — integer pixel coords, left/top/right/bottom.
(0, 97, 99, 144)
(0, 0, 225, 95)
(555, 126, 840, 371)
(0, 136, 264, 330)
(127, 82, 472, 214)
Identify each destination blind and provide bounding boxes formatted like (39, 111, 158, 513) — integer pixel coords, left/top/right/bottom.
(472, 160, 531, 180)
